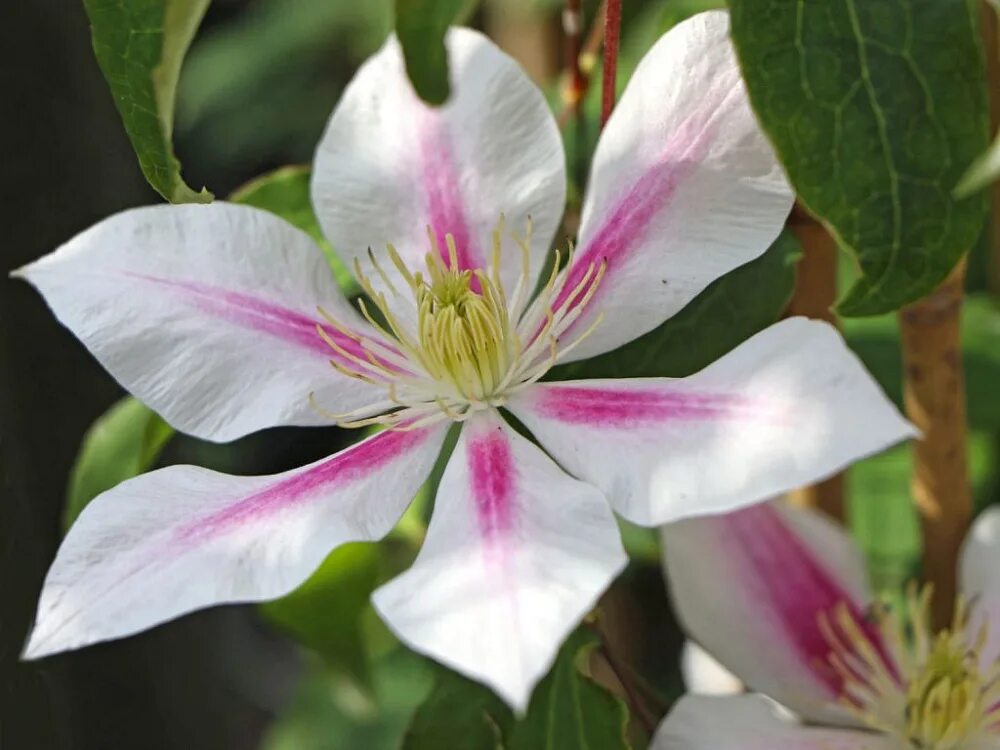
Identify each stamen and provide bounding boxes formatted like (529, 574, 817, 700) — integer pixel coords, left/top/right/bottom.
(818, 585, 1000, 748)
(310, 216, 607, 428)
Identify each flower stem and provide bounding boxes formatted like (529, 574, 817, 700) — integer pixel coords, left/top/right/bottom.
(785, 203, 845, 521)
(600, 0, 622, 128)
(899, 259, 972, 630)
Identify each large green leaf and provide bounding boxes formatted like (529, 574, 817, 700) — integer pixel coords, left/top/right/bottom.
(260, 543, 379, 689)
(230, 165, 358, 295)
(728, 0, 989, 316)
(551, 230, 800, 380)
(83, 0, 212, 203)
(394, 0, 477, 105)
(507, 628, 632, 750)
(64, 396, 173, 530)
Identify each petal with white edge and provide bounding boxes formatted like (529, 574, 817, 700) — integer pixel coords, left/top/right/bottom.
(508, 318, 915, 525)
(652, 695, 888, 750)
(551, 10, 793, 362)
(24, 424, 447, 658)
(16, 203, 397, 443)
(372, 409, 627, 711)
(662, 501, 889, 726)
(961, 506, 1000, 665)
(313, 28, 565, 302)
(681, 641, 744, 696)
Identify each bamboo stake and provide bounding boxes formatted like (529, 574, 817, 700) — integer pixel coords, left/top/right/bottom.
(785, 204, 845, 520)
(899, 259, 972, 629)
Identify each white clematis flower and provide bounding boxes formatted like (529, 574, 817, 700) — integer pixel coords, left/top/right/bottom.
(17, 12, 913, 710)
(656, 502, 1000, 749)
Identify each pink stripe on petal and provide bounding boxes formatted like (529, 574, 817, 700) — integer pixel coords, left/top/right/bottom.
(126, 273, 402, 375)
(552, 113, 716, 318)
(418, 115, 484, 282)
(177, 427, 431, 546)
(721, 505, 895, 697)
(535, 385, 768, 427)
(467, 428, 515, 551)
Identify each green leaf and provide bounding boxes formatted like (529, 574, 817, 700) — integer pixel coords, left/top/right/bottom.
(551, 229, 801, 380)
(402, 668, 511, 750)
(83, 0, 213, 203)
(260, 543, 380, 689)
(394, 0, 477, 105)
(64, 396, 173, 530)
(402, 627, 631, 750)
(507, 628, 632, 750)
(230, 165, 358, 295)
(728, 0, 989, 316)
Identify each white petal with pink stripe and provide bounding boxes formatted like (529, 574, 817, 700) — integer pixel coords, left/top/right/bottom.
(312, 27, 566, 304)
(554, 10, 794, 363)
(509, 318, 917, 525)
(16, 203, 391, 443)
(24, 424, 447, 658)
(372, 410, 627, 711)
(961, 507, 1000, 667)
(662, 501, 880, 726)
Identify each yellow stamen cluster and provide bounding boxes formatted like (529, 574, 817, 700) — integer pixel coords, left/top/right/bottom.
(821, 586, 1000, 749)
(310, 218, 606, 429)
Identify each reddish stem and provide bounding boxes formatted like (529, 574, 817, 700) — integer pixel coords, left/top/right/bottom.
(600, 0, 622, 128)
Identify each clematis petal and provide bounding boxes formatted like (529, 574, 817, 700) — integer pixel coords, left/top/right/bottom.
(509, 318, 915, 525)
(960, 506, 1000, 665)
(313, 28, 565, 300)
(662, 501, 888, 726)
(15, 203, 398, 443)
(24, 424, 447, 659)
(681, 641, 744, 696)
(372, 409, 627, 711)
(553, 10, 793, 362)
(652, 695, 888, 750)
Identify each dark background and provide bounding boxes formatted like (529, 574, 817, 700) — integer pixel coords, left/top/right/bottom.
(0, 2, 346, 746)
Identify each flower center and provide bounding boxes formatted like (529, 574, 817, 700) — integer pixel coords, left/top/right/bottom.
(822, 587, 1000, 750)
(413, 247, 519, 404)
(310, 219, 606, 429)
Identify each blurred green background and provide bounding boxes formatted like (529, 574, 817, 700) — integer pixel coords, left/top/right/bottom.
(2, 0, 998, 747)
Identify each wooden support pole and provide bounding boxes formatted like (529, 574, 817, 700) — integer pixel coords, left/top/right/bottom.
(899, 260, 972, 629)
(785, 204, 845, 521)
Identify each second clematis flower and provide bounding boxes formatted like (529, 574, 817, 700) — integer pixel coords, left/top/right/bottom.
(16, 11, 913, 709)
(657, 503, 1000, 749)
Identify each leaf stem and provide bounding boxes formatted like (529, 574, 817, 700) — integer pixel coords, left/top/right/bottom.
(899, 259, 972, 630)
(600, 0, 622, 128)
